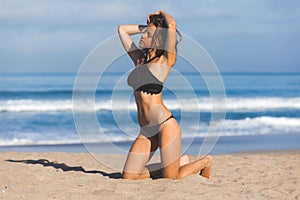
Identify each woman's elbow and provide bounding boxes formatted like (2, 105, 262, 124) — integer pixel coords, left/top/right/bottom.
(118, 25, 124, 33)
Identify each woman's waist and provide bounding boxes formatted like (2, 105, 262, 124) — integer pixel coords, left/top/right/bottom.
(136, 103, 171, 126)
(134, 90, 163, 104)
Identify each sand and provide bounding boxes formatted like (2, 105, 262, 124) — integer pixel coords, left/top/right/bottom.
(1, 151, 299, 200)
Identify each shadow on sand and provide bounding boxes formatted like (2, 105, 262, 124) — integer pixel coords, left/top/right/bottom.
(5, 159, 122, 179)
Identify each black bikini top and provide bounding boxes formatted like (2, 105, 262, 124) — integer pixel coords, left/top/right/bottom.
(127, 56, 163, 95)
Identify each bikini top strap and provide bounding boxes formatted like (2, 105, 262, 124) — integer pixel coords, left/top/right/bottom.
(145, 52, 163, 64)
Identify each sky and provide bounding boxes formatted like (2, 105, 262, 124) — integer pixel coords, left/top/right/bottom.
(1, 0, 299, 73)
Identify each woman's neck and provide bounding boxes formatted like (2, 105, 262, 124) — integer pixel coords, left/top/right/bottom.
(147, 49, 157, 61)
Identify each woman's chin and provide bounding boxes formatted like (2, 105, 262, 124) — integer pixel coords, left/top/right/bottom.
(140, 40, 149, 48)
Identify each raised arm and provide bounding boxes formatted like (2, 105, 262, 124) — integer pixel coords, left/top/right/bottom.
(148, 11, 177, 67)
(118, 24, 146, 66)
(162, 11, 177, 67)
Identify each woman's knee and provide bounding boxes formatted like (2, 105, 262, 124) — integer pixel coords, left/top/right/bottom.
(122, 171, 148, 180)
(162, 173, 178, 180)
(161, 166, 179, 180)
(122, 171, 139, 180)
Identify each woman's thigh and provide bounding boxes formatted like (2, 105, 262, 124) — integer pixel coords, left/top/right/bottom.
(123, 133, 158, 174)
(159, 118, 181, 179)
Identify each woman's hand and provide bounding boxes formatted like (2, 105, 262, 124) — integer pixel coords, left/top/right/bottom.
(147, 11, 161, 24)
(147, 10, 176, 30)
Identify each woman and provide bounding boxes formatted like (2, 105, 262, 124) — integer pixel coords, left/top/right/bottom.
(118, 10, 212, 180)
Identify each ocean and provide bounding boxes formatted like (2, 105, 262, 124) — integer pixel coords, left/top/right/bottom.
(0, 72, 299, 154)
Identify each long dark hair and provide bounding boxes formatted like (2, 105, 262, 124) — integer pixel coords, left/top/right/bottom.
(143, 14, 181, 61)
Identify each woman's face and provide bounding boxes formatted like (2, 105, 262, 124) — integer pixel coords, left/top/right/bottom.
(139, 23, 156, 49)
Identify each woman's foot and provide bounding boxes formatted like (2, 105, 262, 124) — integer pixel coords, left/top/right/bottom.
(179, 155, 190, 167)
(199, 155, 212, 179)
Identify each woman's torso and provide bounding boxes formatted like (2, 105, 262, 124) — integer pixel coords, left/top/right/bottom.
(128, 57, 172, 126)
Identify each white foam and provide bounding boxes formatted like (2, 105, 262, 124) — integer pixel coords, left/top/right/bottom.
(224, 97, 300, 112)
(212, 116, 300, 137)
(0, 116, 299, 146)
(0, 135, 134, 146)
(0, 99, 73, 112)
(1, 97, 299, 112)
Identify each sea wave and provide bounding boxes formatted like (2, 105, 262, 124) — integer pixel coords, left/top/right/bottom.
(0, 135, 134, 146)
(0, 116, 299, 146)
(181, 116, 300, 138)
(0, 138, 81, 146)
(219, 116, 300, 136)
(1, 97, 300, 112)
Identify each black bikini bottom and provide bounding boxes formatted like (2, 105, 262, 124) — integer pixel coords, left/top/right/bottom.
(140, 114, 175, 138)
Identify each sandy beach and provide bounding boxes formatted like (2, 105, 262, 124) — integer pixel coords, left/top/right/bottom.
(1, 151, 299, 200)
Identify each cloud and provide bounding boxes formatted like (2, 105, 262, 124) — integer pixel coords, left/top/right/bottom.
(0, 0, 148, 72)
(0, 1, 141, 26)
(0, 0, 299, 73)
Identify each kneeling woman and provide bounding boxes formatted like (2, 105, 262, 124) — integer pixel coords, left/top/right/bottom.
(118, 10, 212, 179)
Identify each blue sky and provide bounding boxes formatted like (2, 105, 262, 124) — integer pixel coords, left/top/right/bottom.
(1, 0, 299, 73)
